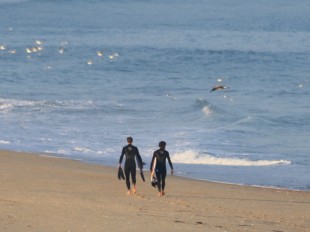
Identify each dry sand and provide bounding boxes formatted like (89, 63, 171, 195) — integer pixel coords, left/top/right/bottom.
(0, 150, 309, 232)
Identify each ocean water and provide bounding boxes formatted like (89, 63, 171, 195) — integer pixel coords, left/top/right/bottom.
(0, 0, 309, 190)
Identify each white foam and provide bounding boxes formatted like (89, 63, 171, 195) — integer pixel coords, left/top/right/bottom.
(73, 147, 92, 153)
(172, 150, 291, 166)
(0, 103, 13, 110)
(0, 98, 95, 111)
(202, 106, 213, 117)
(0, 98, 40, 109)
(234, 116, 253, 125)
(0, 140, 10, 144)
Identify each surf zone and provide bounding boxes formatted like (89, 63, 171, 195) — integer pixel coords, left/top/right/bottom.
(171, 150, 291, 166)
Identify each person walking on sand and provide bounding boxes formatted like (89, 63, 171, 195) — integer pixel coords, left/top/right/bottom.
(150, 141, 174, 196)
(119, 137, 143, 195)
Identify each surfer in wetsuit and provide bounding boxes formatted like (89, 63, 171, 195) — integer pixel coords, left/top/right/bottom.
(119, 137, 143, 195)
(150, 141, 174, 196)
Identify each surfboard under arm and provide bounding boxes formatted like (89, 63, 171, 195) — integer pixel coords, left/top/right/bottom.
(150, 157, 157, 180)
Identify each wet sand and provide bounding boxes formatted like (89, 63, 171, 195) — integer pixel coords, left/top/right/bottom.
(1, 150, 309, 232)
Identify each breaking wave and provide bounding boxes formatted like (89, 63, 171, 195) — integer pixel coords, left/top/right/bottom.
(0, 98, 95, 111)
(195, 98, 215, 117)
(0, 140, 11, 144)
(172, 150, 291, 166)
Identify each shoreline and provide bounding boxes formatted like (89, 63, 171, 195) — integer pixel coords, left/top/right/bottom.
(1, 149, 310, 231)
(19, 149, 310, 193)
(2, 148, 309, 193)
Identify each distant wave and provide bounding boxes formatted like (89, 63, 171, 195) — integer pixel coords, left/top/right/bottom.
(172, 150, 291, 166)
(0, 140, 10, 144)
(233, 116, 254, 125)
(0, 0, 31, 4)
(0, 98, 41, 111)
(72, 147, 92, 153)
(195, 98, 215, 117)
(0, 98, 95, 111)
(202, 106, 213, 117)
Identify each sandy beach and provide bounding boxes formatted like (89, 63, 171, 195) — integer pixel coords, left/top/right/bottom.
(0, 150, 309, 232)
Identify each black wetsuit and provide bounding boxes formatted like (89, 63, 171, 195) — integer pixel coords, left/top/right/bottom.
(119, 144, 142, 190)
(150, 149, 173, 192)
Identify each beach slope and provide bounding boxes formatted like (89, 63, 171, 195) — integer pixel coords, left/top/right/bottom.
(1, 150, 309, 232)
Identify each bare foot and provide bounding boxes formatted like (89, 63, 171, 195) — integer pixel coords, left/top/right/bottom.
(126, 190, 131, 195)
(133, 187, 137, 194)
(162, 192, 165, 196)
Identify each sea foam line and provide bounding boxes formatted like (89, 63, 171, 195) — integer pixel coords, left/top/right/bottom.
(0, 140, 11, 144)
(0, 98, 95, 111)
(172, 150, 291, 166)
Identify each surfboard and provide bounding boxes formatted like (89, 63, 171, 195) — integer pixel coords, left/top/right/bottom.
(150, 157, 158, 187)
(140, 168, 145, 182)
